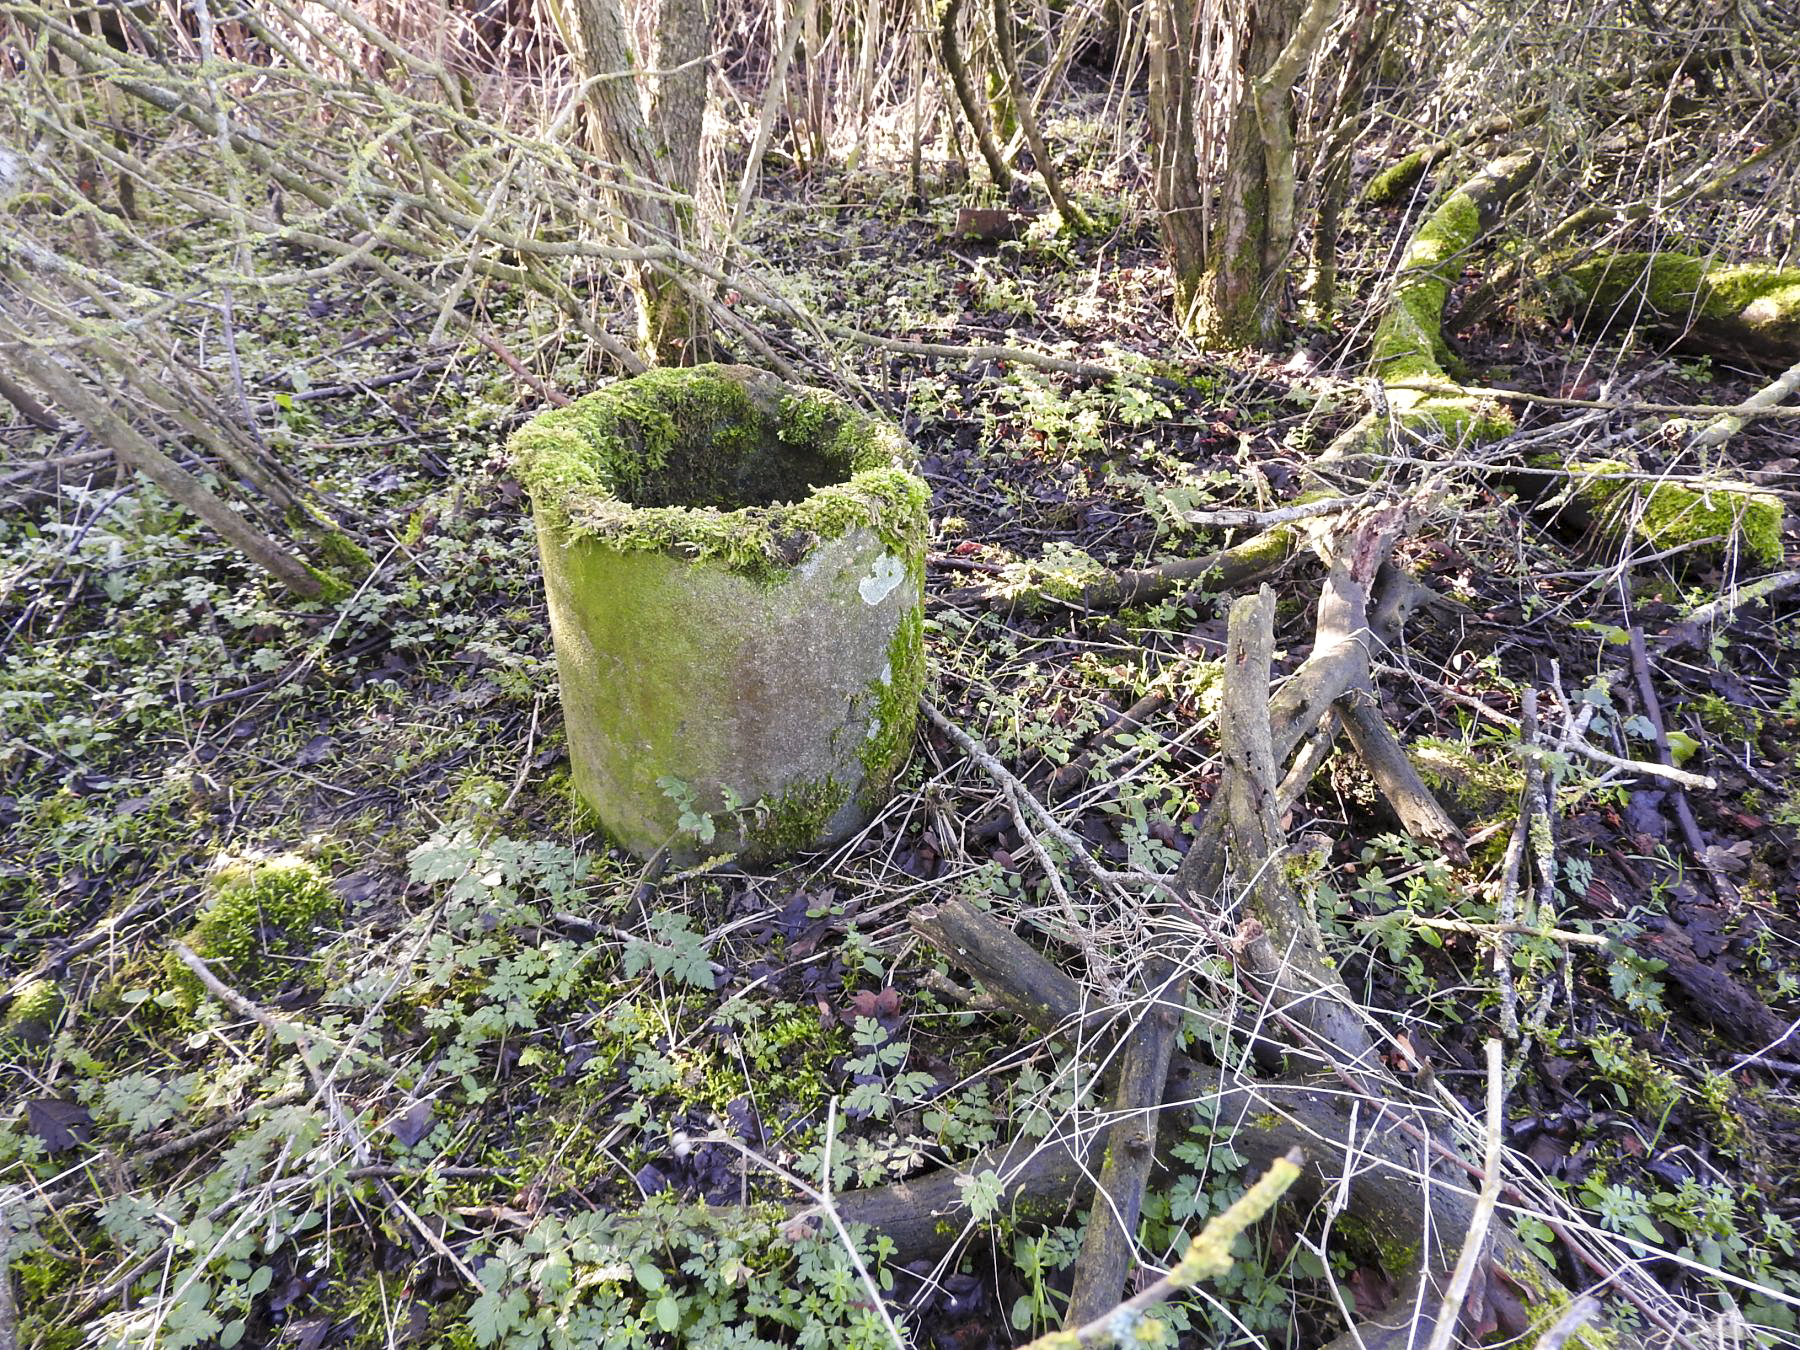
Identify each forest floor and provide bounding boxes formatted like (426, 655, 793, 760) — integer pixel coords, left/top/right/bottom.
(5, 127, 1800, 1350)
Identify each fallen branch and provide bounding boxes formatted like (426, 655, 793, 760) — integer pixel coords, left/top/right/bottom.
(1062, 958, 1183, 1327)
(1038, 1152, 1303, 1349)
(1625, 624, 1737, 904)
(1047, 690, 1169, 801)
(1369, 663, 1719, 789)
(1423, 1039, 1505, 1350)
(940, 527, 1294, 614)
(1219, 586, 1377, 1066)
(1659, 568, 1800, 652)
(921, 697, 1175, 898)
(172, 944, 483, 1289)
(1685, 354, 1800, 449)
(903, 898, 1657, 1346)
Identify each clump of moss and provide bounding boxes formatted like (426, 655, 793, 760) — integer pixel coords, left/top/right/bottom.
(166, 854, 342, 1002)
(1372, 193, 1479, 382)
(859, 606, 926, 792)
(745, 777, 853, 860)
(1410, 736, 1524, 821)
(507, 365, 925, 588)
(1, 977, 63, 1046)
(1567, 459, 1784, 567)
(1692, 692, 1763, 740)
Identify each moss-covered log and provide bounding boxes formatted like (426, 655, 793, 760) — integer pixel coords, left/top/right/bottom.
(1359, 111, 1531, 207)
(1368, 150, 1539, 440)
(1556, 251, 1800, 363)
(943, 525, 1296, 614)
(1554, 459, 1785, 568)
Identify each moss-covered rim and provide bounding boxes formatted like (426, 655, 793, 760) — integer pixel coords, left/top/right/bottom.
(507, 364, 926, 585)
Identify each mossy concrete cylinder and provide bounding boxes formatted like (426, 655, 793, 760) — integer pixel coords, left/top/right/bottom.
(509, 364, 927, 862)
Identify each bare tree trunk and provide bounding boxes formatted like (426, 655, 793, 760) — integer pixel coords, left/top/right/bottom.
(1148, 0, 1345, 347)
(1146, 0, 1205, 312)
(570, 0, 713, 364)
(940, 0, 1015, 191)
(991, 0, 1088, 227)
(648, 0, 714, 202)
(1305, 0, 1398, 323)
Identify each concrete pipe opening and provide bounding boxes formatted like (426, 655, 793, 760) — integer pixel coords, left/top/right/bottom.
(508, 364, 928, 862)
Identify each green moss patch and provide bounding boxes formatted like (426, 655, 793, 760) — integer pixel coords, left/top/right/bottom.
(1362, 148, 1431, 207)
(1, 977, 64, 1046)
(1567, 459, 1784, 567)
(508, 364, 925, 587)
(859, 605, 927, 792)
(1410, 736, 1524, 822)
(166, 854, 343, 1001)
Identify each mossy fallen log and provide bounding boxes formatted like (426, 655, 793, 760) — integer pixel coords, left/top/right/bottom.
(1558, 459, 1785, 567)
(941, 526, 1296, 614)
(1367, 150, 1539, 442)
(1360, 112, 1530, 207)
(1556, 251, 1800, 363)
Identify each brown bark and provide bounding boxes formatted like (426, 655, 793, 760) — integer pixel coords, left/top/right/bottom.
(1062, 958, 1183, 1327)
(648, 0, 713, 203)
(0, 366, 59, 429)
(898, 898, 1650, 1346)
(939, 0, 1014, 192)
(569, 0, 712, 364)
(1145, 0, 1204, 322)
(1219, 587, 1378, 1065)
(1150, 0, 1345, 346)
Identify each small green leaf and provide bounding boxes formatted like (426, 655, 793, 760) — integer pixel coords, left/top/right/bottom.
(655, 1293, 681, 1332)
(633, 1262, 665, 1292)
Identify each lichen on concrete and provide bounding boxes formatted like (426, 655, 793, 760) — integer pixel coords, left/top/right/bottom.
(510, 365, 929, 862)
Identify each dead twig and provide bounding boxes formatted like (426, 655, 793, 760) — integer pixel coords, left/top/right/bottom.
(1062, 958, 1184, 1327)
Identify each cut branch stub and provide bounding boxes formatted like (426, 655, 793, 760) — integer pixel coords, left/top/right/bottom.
(509, 365, 928, 862)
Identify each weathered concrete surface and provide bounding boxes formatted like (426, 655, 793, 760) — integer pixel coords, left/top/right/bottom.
(515, 366, 927, 861)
